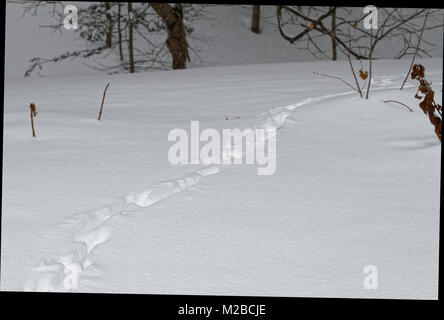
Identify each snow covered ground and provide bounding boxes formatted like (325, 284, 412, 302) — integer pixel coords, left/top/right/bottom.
(1, 58, 441, 299)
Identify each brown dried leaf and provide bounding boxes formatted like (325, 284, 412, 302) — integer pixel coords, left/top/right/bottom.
(419, 100, 428, 114)
(359, 69, 368, 80)
(29, 103, 38, 117)
(409, 64, 442, 141)
(410, 64, 425, 80)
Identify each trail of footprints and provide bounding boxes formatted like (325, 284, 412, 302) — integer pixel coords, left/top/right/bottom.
(24, 93, 324, 292)
(24, 167, 220, 291)
(25, 78, 427, 291)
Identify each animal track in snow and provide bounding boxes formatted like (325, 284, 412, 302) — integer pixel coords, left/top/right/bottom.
(125, 166, 220, 208)
(24, 80, 428, 292)
(24, 166, 220, 292)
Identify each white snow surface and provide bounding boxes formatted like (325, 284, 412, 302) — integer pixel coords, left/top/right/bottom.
(1, 58, 442, 298)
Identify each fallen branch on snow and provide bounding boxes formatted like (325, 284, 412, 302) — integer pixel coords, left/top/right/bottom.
(383, 100, 413, 112)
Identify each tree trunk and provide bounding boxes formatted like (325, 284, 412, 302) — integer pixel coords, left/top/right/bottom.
(117, 2, 123, 61)
(331, 7, 337, 60)
(127, 2, 135, 73)
(251, 5, 260, 34)
(150, 3, 189, 70)
(105, 2, 112, 48)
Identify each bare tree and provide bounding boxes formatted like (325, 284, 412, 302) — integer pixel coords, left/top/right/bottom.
(127, 2, 135, 73)
(251, 5, 260, 34)
(276, 6, 336, 45)
(331, 7, 337, 60)
(17, 1, 206, 75)
(150, 3, 190, 69)
(117, 2, 124, 61)
(276, 6, 442, 61)
(276, 6, 367, 59)
(105, 2, 113, 48)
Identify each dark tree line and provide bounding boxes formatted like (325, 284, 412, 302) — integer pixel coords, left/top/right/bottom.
(19, 1, 203, 76)
(12, 2, 443, 77)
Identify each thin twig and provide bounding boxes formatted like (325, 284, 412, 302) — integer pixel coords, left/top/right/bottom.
(347, 56, 363, 98)
(400, 9, 430, 91)
(383, 100, 413, 112)
(366, 27, 373, 99)
(98, 82, 110, 121)
(346, 28, 362, 98)
(313, 71, 358, 92)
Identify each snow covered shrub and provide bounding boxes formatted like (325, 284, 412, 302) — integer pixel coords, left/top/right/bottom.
(411, 64, 442, 142)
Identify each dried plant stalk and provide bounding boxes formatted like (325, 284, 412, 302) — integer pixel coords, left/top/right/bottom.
(98, 82, 110, 121)
(29, 103, 38, 137)
(400, 9, 430, 91)
(410, 64, 442, 141)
